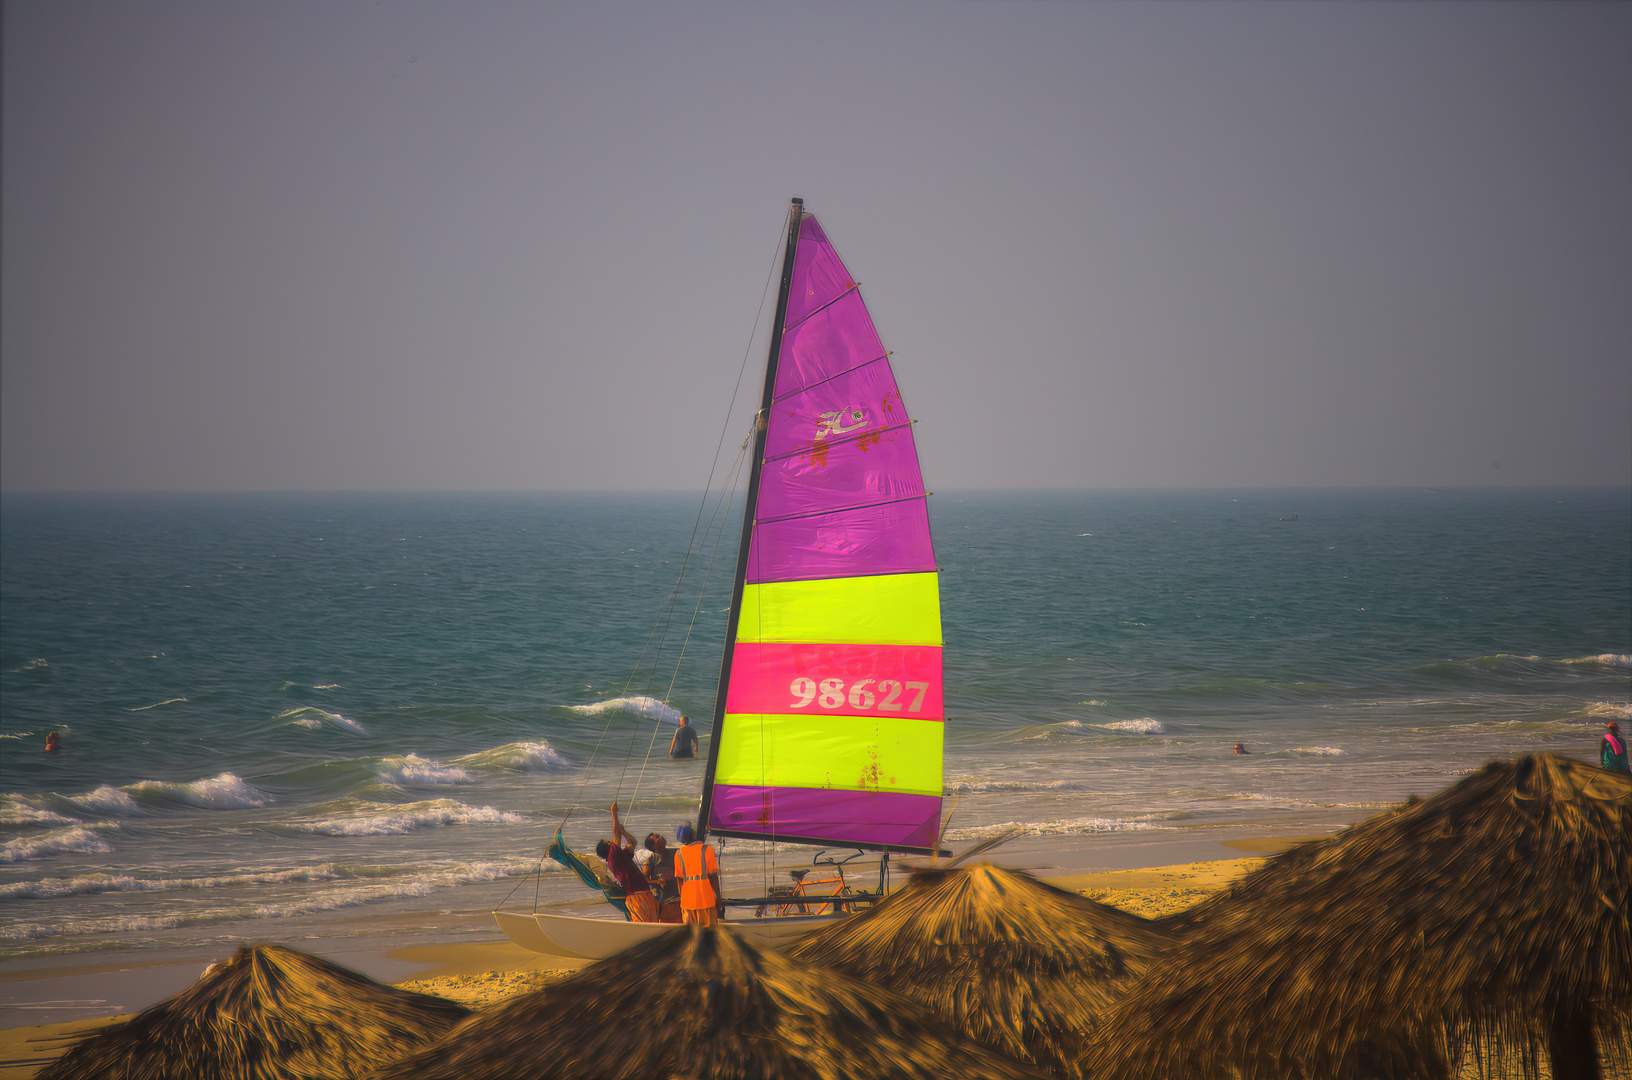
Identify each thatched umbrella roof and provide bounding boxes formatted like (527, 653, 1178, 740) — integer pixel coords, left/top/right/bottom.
(367, 925, 1049, 1080)
(39, 943, 470, 1080)
(1087, 754, 1631, 1080)
(789, 861, 1174, 1078)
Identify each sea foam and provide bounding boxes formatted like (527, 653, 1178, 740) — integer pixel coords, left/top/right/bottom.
(1097, 718, 1165, 734)
(278, 706, 367, 734)
(285, 799, 526, 836)
(568, 696, 685, 726)
(0, 858, 542, 942)
(0, 825, 117, 864)
(376, 754, 472, 786)
(946, 816, 1163, 842)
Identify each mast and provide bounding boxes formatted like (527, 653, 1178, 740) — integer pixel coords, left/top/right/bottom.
(697, 197, 804, 844)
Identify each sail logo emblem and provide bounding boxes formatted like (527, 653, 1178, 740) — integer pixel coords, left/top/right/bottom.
(815, 407, 870, 439)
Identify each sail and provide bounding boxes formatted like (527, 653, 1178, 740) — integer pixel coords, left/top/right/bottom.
(706, 214, 943, 853)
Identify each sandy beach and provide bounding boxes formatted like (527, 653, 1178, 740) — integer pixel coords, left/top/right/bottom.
(0, 843, 1285, 1079)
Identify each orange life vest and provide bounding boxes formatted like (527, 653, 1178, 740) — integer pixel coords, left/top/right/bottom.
(675, 842, 718, 910)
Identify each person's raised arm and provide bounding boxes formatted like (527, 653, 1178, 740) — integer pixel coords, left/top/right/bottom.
(610, 801, 635, 849)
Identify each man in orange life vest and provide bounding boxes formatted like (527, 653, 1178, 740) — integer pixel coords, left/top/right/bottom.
(673, 823, 722, 928)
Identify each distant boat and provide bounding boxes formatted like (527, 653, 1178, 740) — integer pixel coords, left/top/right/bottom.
(496, 198, 948, 959)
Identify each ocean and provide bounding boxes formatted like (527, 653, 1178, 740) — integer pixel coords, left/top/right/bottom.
(3, 488, 1628, 972)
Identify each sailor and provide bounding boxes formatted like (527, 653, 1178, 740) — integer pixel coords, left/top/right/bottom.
(669, 716, 699, 759)
(598, 802, 659, 922)
(642, 831, 682, 923)
(673, 823, 721, 928)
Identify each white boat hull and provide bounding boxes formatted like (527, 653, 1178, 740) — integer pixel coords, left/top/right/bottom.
(493, 909, 847, 960)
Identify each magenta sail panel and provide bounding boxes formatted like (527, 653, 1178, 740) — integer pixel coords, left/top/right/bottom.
(758, 424, 926, 523)
(747, 498, 935, 584)
(782, 216, 858, 331)
(766, 357, 912, 461)
(708, 784, 942, 850)
(776, 291, 888, 401)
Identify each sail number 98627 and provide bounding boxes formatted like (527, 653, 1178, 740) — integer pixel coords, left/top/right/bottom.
(788, 678, 930, 712)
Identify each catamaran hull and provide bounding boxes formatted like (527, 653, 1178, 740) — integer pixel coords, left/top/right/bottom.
(493, 909, 846, 960)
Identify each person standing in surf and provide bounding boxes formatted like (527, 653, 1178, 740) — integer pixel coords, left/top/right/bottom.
(669, 716, 699, 759)
(1602, 721, 1629, 774)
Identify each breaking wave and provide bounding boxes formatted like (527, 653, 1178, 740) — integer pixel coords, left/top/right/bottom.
(126, 773, 272, 810)
(453, 740, 572, 772)
(278, 799, 526, 837)
(278, 707, 367, 734)
(1, 825, 118, 864)
(567, 696, 685, 726)
(1096, 718, 1165, 734)
(375, 754, 471, 786)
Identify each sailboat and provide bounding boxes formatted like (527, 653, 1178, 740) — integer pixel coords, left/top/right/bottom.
(495, 198, 946, 958)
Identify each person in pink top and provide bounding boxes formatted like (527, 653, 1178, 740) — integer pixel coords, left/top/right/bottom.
(1601, 721, 1628, 774)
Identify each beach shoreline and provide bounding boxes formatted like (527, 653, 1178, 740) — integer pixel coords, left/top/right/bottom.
(0, 835, 1304, 1078)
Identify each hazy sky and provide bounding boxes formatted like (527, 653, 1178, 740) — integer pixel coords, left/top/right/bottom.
(5, 1, 1629, 491)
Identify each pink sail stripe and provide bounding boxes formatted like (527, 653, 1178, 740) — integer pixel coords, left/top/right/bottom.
(747, 498, 935, 583)
(725, 643, 943, 718)
(776, 290, 887, 402)
(707, 785, 942, 850)
(782, 216, 857, 331)
(757, 427, 926, 525)
(766, 356, 912, 461)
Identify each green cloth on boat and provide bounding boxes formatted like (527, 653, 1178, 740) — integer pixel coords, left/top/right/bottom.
(547, 828, 630, 919)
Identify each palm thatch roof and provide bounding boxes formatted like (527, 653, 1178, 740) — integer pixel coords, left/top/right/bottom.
(39, 943, 470, 1080)
(1086, 754, 1632, 1080)
(789, 861, 1174, 1078)
(367, 925, 1049, 1080)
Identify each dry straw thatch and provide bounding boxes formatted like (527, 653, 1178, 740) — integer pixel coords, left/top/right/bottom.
(789, 861, 1174, 1078)
(1086, 754, 1631, 1080)
(367, 924, 1050, 1080)
(38, 943, 470, 1080)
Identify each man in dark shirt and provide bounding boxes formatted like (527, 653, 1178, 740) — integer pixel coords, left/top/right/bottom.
(670, 716, 699, 759)
(642, 831, 681, 922)
(598, 802, 657, 922)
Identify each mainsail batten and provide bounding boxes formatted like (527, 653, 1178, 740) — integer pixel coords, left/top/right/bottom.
(703, 208, 944, 855)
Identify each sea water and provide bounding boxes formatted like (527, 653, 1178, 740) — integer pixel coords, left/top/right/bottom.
(2, 489, 1627, 966)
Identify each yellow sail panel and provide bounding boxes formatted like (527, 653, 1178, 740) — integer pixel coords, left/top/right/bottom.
(736, 572, 942, 645)
(713, 712, 944, 796)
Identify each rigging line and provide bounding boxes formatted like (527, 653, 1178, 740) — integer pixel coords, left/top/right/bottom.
(627, 435, 750, 815)
(620, 434, 746, 803)
(615, 220, 786, 703)
(616, 217, 783, 720)
(607, 220, 786, 815)
(495, 852, 549, 911)
(614, 435, 747, 799)
(555, 216, 786, 837)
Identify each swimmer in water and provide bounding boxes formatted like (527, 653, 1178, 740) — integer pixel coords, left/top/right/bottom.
(44, 732, 61, 752)
(1233, 742, 1249, 754)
